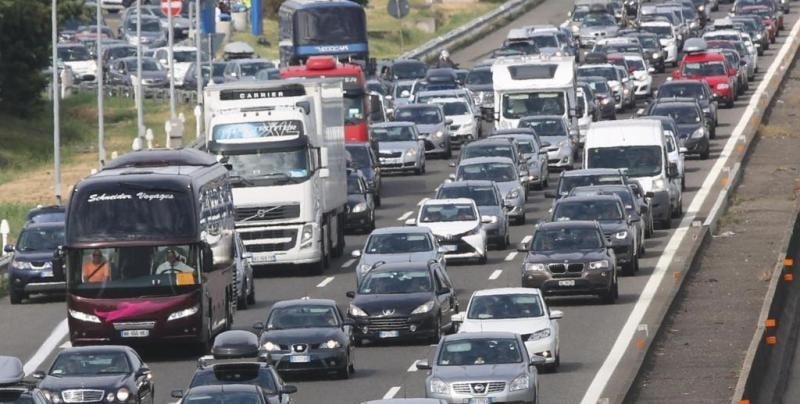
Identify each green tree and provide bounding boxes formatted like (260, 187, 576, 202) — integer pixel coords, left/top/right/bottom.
(0, 0, 86, 116)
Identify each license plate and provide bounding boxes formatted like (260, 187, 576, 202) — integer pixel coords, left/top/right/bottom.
(379, 330, 400, 338)
(467, 399, 491, 404)
(121, 330, 149, 338)
(252, 254, 277, 263)
(558, 280, 576, 287)
(41, 270, 53, 278)
(289, 355, 310, 363)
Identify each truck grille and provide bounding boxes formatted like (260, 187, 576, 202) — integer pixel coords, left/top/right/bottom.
(61, 389, 104, 403)
(239, 228, 298, 252)
(235, 204, 300, 222)
(367, 316, 409, 331)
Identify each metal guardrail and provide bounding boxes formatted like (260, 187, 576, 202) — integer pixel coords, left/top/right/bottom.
(69, 82, 199, 104)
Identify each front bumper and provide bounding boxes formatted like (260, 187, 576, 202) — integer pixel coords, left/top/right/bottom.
(522, 268, 613, 296)
(379, 156, 420, 172)
(634, 80, 652, 97)
(238, 224, 323, 268)
(428, 384, 537, 404)
(648, 190, 671, 222)
(345, 210, 372, 230)
(504, 199, 525, 220)
(681, 136, 710, 155)
(8, 268, 65, 294)
(606, 240, 633, 265)
(545, 147, 572, 169)
(437, 232, 486, 261)
(524, 337, 558, 365)
(353, 312, 437, 341)
(68, 309, 203, 345)
(420, 133, 450, 154)
(266, 349, 348, 373)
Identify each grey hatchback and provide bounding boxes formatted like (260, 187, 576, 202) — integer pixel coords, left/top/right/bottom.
(436, 180, 510, 249)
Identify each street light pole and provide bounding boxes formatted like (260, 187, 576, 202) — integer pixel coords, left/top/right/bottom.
(136, 0, 145, 144)
(96, 0, 105, 166)
(167, 1, 176, 120)
(194, 0, 203, 139)
(52, 0, 62, 204)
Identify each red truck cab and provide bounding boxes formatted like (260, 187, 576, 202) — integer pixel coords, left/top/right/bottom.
(672, 45, 737, 108)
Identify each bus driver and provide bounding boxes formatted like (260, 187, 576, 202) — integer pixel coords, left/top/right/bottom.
(156, 248, 194, 274)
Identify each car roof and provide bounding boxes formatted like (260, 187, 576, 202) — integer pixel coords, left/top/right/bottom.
(467, 138, 517, 147)
(371, 121, 415, 128)
(491, 128, 537, 136)
(652, 98, 700, 108)
(536, 220, 600, 230)
(562, 168, 622, 177)
(472, 287, 542, 297)
(444, 331, 519, 341)
(439, 180, 496, 189)
(187, 384, 260, 394)
(571, 184, 632, 193)
(397, 103, 442, 110)
(556, 194, 623, 204)
(60, 345, 133, 354)
(371, 261, 435, 273)
(459, 156, 516, 166)
(271, 298, 337, 309)
(423, 198, 476, 206)
(370, 226, 432, 235)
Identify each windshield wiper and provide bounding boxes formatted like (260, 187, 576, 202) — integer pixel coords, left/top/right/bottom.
(228, 174, 255, 187)
(253, 172, 305, 184)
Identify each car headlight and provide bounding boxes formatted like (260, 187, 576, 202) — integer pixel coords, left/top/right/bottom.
(571, 25, 580, 33)
(349, 304, 368, 317)
(41, 390, 58, 403)
(357, 264, 371, 275)
(757, 33, 763, 39)
(528, 328, 551, 341)
(717, 83, 730, 90)
(652, 178, 666, 191)
(524, 262, 545, 272)
(434, 130, 444, 138)
(509, 374, 530, 392)
(68, 309, 101, 323)
(430, 378, 449, 394)
(11, 260, 33, 270)
(352, 202, 368, 213)
(262, 341, 280, 351)
(506, 189, 520, 199)
(558, 139, 569, 148)
(405, 148, 417, 158)
(166, 305, 199, 321)
(589, 260, 610, 270)
(600, 98, 611, 105)
(116, 388, 130, 402)
(614, 230, 628, 239)
(411, 299, 436, 314)
(698, 4, 705, 11)
(691, 128, 706, 139)
(652, 52, 662, 59)
(322, 339, 341, 349)
(482, 215, 498, 224)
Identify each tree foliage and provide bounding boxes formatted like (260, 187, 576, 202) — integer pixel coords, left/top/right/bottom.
(0, 0, 85, 115)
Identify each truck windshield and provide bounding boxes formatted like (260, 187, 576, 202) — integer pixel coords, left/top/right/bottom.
(225, 147, 311, 186)
(294, 7, 366, 46)
(213, 120, 305, 141)
(67, 245, 200, 298)
(502, 92, 565, 119)
(587, 146, 663, 177)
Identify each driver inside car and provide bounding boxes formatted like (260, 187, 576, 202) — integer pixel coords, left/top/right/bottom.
(156, 248, 194, 274)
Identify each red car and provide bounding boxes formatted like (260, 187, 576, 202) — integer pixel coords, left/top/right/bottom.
(672, 51, 737, 108)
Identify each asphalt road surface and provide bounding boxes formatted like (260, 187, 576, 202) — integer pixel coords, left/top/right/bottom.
(0, 1, 796, 403)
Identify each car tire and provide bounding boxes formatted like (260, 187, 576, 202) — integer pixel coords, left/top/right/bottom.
(710, 127, 716, 140)
(237, 281, 248, 310)
(533, 182, 543, 191)
(415, 164, 424, 175)
(600, 277, 618, 304)
(247, 280, 256, 305)
(672, 200, 683, 218)
(8, 290, 23, 305)
(700, 149, 710, 160)
(498, 234, 509, 250)
(430, 315, 443, 344)
(659, 218, 671, 230)
(375, 194, 382, 208)
(622, 260, 636, 276)
(478, 252, 488, 265)
(338, 357, 351, 379)
(726, 98, 735, 108)
(354, 337, 364, 347)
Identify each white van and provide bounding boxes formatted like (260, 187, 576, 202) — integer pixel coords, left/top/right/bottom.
(583, 120, 682, 229)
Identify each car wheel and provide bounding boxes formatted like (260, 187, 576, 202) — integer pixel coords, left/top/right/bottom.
(247, 279, 256, 305)
(430, 315, 443, 344)
(237, 281, 248, 310)
(8, 290, 24, 305)
(600, 276, 617, 304)
(478, 252, 488, 265)
(516, 212, 526, 226)
(682, 177, 686, 191)
(622, 260, 636, 276)
(672, 200, 683, 218)
(700, 148, 710, 160)
(498, 234, 509, 250)
(375, 194, 381, 208)
(338, 356, 351, 379)
(354, 337, 364, 347)
(415, 164, 424, 175)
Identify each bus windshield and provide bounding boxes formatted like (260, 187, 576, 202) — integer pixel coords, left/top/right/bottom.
(67, 245, 200, 298)
(294, 7, 366, 46)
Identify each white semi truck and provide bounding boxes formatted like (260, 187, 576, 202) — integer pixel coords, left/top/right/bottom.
(203, 79, 347, 274)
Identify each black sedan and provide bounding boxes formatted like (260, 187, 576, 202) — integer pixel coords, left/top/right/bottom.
(579, 76, 617, 120)
(174, 384, 268, 404)
(345, 172, 376, 234)
(346, 261, 458, 345)
(35, 346, 154, 404)
(254, 298, 355, 379)
(645, 98, 710, 159)
(346, 142, 382, 206)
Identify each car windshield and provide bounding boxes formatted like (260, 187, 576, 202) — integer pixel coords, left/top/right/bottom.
(127, 19, 161, 32)
(504, 42, 538, 55)
(420, 203, 477, 223)
(640, 25, 672, 37)
(395, 107, 442, 125)
(558, 175, 623, 195)
(58, 46, 91, 61)
(124, 59, 161, 71)
(531, 35, 558, 48)
(392, 62, 427, 80)
(637, 36, 659, 48)
(466, 69, 492, 85)
(189, 365, 277, 394)
(518, 118, 566, 137)
(462, 144, 514, 160)
(50, 352, 130, 376)
(394, 83, 413, 98)
(345, 146, 372, 169)
(626, 59, 646, 71)
(240, 62, 272, 77)
(372, 126, 416, 142)
(437, 338, 522, 366)
(439, 101, 470, 116)
(511, 139, 534, 153)
(502, 92, 565, 119)
(457, 162, 517, 182)
(467, 294, 543, 320)
(438, 186, 498, 206)
(658, 84, 705, 99)
(267, 305, 339, 329)
(571, 188, 635, 210)
(532, 228, 604, 251)
(364, 233, 433, 254)
(587, 146, 663, 177)
(651, 105, 701, 125)
(578, 66, 617, 81)
(583, 14, 616, 27)
(182, 390, 263, 404)
(585, 80, 610, 93)
(16, 226, 64, 252)
(605, 45, 641, 54)
(172, 50, 197, 63)
(358, 270, 432, 294)
(107, 46, 137, 60)
(553, 200, 623, 221)
(347, 176, 365, 194)
(682, 61, 727, 76)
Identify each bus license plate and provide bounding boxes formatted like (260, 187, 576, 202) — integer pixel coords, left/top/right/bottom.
(252, 254, 277, 263)
(290, 355, 310, 363)
(121, 330, 149, 338)
(379, 331, 399, 338)
(558, 280, 575, 287)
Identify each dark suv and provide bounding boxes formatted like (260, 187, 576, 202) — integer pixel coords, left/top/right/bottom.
(645, 97, 710, 159)
(5, 214, 66, 304)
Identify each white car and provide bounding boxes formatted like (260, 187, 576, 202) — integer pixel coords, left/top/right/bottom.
(453, 287, 562, 370)
(408, 198, 488, 264)
(640, 21, 680, 66)
(429, 97, 479, 144)
(623, 54, 654, 98)
(664, 130, 686, 191)
(151, 46, 200, 87)
(57, 44, 97, 82)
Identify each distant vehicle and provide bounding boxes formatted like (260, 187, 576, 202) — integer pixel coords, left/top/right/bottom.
(655, 80, 718, 134)
(106, 57, 167, 88)
(569, 183, 650, 244)
(182, 61, 227, 90)
(351, 227, 444, 283)
(173, 384, 269, 404)
(548, 168, 628, 200)
(345, 142, 383, 206)
(417, 332, 544, 403)
(645, 98, 710, 159)
(345, 171, 377, 233)
(121, 15, 166, 49)
(518, 116, 576, 170)
(393, 104, 453, 158)
(490, 129, 550, 190)
(452, 157, 527, 226)
(25, 205, 65, 224)
(150, 46, 201, 87)
(99, 44, 137, 69)
(223, 58, 276, 82)
(371, 122, 426, 175)
(57, 43, 96, 82)
(5, 217, 65, 304)
(455, 138, 531, 191)
(34, 346, 154, 404)
(382, 59, 428, 81)
(436, 180, 510, 249)
(410, 198, 489, 264)
(579, 76, 617, 120)
(427, 97, 480, 144)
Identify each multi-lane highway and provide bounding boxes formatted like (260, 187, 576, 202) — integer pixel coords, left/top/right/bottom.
(1, 1, 797, 403)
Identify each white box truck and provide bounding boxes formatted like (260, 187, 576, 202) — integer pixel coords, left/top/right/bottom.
(202, 79, 347, 274)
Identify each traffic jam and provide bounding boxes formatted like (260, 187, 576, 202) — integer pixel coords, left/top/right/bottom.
(0, 0, 792, 402)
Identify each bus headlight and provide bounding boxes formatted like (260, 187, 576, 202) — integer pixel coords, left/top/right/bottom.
(68, 309, 101, 323)
(166, 305, 199, 321)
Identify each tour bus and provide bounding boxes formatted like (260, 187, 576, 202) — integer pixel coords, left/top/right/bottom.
(278, 0, 371, 74)
(61, 149, 236, 348)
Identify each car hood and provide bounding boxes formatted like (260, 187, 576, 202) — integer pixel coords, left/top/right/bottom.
(538, 47, 562, 56)
(258, 327, 344, 346)
(580, 26, 619, 36)
(686, 75, 728, 86)
(598, 221, 628, 235)
(478, 205, 503, 217)
(449, 115, 474, 126)
(171, 62, 192, 77)
(419, 221, 480, 237)
(415, 123, 444, 134)
(64, 60, 95, 72)
(459, 316, 551, 335)
(676, 123, 701, 139)
(40, 374, 128, 391)
(352, 292, 433, 316)
(632, 71, 650, 81)
(434, 362, 528, 382)
(12, 251, 55, 263)
(379, 141, 418, 152)
(359, 251, 438, 267)
(525, 249, 608, 263)
(467, 84, 493, 92)
(347, 195, 366, 208)
(494, 181, 521, 197)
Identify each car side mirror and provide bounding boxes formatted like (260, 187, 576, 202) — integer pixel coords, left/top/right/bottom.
(416, 360, 432, 370)
(622, 77, 629, 84)
(516, 242, 529, 253)
(648, 67, 656, 73)
(171, 390, 184, 399)
(346, 291, 356, 298)
(448, 161, 457, 168)
(405, 218, 417, 226)
(446, 119, 454, 125)
(529, 355, 547, 366)
(437, 287, 451, 295)
(480, 216, 493, 224)
(549, 310, 564, 320)
(3, 244, 13, 253)
(342, 318, 355, 327)
(135, 367, 151, 378)
(351, 250, 362, 258)
(544, 191, 556, 198)
(645, 191, 655, 198)
(281, 385, 298, 395)
(635, 108, 645, 117)
(32, 371, 45, 380)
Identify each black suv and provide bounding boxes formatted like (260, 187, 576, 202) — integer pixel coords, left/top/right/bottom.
(345, 143, 382, 206)
(346, 261, 458, 344)
(645, 97, 710, 159)
(654, 80, 718, 137)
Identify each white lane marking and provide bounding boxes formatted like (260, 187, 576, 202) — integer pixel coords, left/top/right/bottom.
(341, 259, 356, 269)
(397, 211, 414, 221)
(417, 198, 429, 206)
(504, 251, 518, 262)
(489, 270, 503, 280)
(316, 276, 335, 288)
(59, 341, 71, 349)
(383, 386, 402, 399)
(24, 318, 68, 375)
(521, 235, 532, 244)
(579, 17, 800, 404)
(408, 360, 420, 372)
